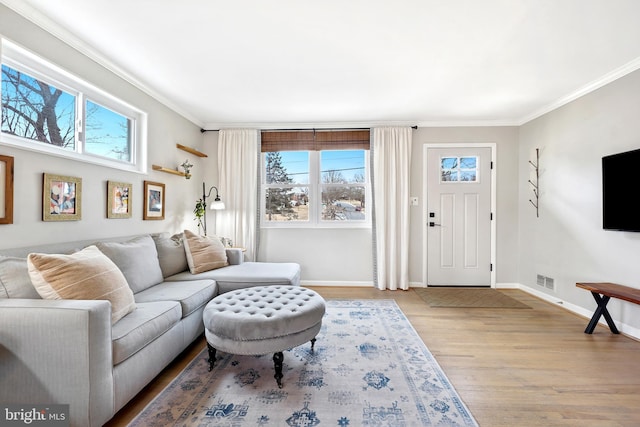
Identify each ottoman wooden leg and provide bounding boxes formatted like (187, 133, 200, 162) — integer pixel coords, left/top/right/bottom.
(273, 352, 284, 388)
(310, 338, 316, 351)
(207, 343, 217, 372)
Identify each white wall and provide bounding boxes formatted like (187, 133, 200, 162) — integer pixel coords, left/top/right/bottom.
(519, 68, 640, 334)
(0, 5, 206, 250)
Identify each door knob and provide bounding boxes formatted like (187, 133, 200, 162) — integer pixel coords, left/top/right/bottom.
(429, 222, 441, 227)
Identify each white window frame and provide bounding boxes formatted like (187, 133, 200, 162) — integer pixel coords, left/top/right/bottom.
(261, 150, 371, 228)
(0, 38, 147, 173)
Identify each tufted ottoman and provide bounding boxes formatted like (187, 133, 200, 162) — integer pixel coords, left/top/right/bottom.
(203, 285, 326, 388)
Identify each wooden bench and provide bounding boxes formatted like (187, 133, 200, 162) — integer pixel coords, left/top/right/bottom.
(576, 282, 640, 334)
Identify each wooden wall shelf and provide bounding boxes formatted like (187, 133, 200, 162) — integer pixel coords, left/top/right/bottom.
(152, 144, 204, 177)
(152, 165, 187, 177)
(177, 144, 207, 157)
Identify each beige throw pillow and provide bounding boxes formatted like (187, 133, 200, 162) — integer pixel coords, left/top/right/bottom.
(183, 229, 229, 274)
(27, 245, 136, 324)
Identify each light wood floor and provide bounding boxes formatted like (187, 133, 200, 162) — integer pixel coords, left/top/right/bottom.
(105, 287, 640, 427)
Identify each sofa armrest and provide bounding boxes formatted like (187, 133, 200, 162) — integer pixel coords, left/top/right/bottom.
(226, 248, 244, 265)
(0, 299, 115, 427)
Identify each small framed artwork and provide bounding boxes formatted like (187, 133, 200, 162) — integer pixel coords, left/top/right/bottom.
(43, 173, 82, 221)
(143, 180, 165, 220)
(107, 181, 132, 219)
(0, 155, 14, 225)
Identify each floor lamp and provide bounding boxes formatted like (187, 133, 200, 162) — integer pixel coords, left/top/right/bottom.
(202, 182, 225, 236)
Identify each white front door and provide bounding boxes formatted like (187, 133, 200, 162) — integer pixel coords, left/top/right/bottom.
(425, 146, 493, 287)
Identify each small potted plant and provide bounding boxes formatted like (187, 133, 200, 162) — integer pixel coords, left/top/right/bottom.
(194, 198, 206, 234)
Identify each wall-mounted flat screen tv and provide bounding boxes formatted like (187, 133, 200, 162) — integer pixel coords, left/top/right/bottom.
(602, 148, 640, 231)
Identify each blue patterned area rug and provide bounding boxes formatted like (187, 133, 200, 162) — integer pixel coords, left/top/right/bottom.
(129, 299, 478, 426)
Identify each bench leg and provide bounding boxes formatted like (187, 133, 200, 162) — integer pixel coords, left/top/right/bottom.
(273, 352, 284, 388)
(585, 293, 620, 334)
(206, 343, 217, 371)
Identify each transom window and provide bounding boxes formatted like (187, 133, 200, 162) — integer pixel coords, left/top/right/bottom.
(261, 130, 370, 227)
(1, 39, 146, 172)
(440, 156, 478, 182)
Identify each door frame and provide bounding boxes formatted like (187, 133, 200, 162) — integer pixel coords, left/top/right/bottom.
(422, 143, 497, 288)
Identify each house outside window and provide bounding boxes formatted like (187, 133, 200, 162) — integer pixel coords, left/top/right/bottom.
(261, 130, 370, 227)
(0, 39, 146, 172)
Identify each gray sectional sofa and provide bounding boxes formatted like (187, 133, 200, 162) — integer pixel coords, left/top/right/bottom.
(0, 232, 300, 427)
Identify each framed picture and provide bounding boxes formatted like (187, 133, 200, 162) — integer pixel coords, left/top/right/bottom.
(143, 180, 165, 220)
(107, 181, 132, 219)
(43, 173, 82, 221)
(0, 155, 14, 225)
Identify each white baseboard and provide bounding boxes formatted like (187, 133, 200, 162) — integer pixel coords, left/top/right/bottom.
(303, 281, 423, 288)
(495, 282, 520, 289)
(302, 281, 372, 287)
(517, 283, 640, 341)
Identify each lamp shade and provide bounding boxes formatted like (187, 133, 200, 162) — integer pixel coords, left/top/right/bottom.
(210, 200, 225, 210)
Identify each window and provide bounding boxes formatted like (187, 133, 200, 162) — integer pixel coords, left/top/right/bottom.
(1, 39, 146, 172)
(440, 156, 478, 182)
(261, 130, 370, 227)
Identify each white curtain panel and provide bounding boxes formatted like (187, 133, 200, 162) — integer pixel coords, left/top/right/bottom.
(216, 129, 259, 261)
(372, 127, 413, 290)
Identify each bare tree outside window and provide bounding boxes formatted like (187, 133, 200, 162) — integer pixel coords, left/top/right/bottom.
(1, 65, 75, 149)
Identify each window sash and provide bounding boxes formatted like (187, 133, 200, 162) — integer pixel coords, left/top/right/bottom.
(1, 39, 146, 173)
(262, 149, 370, 227)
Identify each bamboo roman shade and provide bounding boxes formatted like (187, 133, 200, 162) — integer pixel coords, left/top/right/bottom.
(261, 129, 370, 152)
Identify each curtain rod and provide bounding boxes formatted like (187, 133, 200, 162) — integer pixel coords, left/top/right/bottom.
(200, 126, 418, 133)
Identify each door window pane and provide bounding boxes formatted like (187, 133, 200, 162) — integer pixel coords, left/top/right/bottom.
(1, 64, 76, 149)
(85, 100, 131, 162)
(441, 156, 478, 182)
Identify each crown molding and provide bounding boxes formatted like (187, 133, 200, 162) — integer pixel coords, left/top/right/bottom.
(517, 56, 640, 126)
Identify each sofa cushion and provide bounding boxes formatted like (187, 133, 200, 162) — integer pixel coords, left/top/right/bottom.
(27, 246, 136, 324)
(134, 279, 217, 318)
(96, 235, 164, 293)
(111, 301, 182, 365)
(183, 230, 228, 274)
(0, 256, 41, 299)
(152, 232, 188, 277)
(165, 262, 301, 294)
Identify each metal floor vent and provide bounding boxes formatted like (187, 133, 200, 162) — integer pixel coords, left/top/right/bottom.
(536, 274, 555, 291)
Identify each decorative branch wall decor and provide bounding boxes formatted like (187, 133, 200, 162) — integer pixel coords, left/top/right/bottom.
(528, 148, 539, 218)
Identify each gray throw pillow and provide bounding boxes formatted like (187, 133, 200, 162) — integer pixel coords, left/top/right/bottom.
(151, 232, 189, 277)
(0, 255, 41, 299)
(96, 235, 164, 293)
